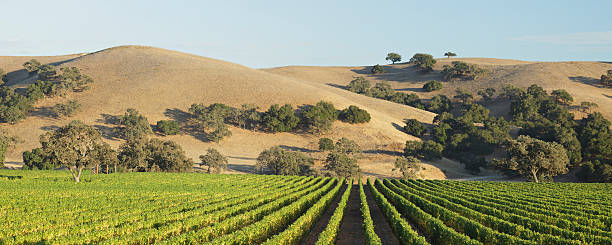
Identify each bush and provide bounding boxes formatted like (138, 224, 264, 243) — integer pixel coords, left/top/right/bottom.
(551, 89, 573, 105)
(256, 146, 314, 175)
(262, 104, 300, 132)
(441, 61, 486, 81)
(22, 148, 55, 170)
(601, 70, 612, 87)
(371, 64, 385, 74)
(386, 53, 402, 64)
(477, 88, 496, 102)
(118, 138, 193, 172)
(347, 77, 371, 94)
(200, 148, 228, 173)
(156, 120, 180, 135)
(423, 80, 442, 92)
(339, 105, 371, 124)
(116, 109, 152, 140)
(52, 100, 81, 118)
(318, 138, 335, 151)
(325, 152, 360, 178)
(403, 119, 426, 137)
(23, 59, 42, 75)
(410, 53, 436, 72)
(427, 95, 452, 113)
(368, 82, 395, 99)
(301, 101, 338, 133)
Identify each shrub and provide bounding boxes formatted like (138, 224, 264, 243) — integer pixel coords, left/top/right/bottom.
(441, 61, 486, 80)
(256, 146, 314, 175)
(199, 148, 228, 173)
(410, 53, 436, 72)
(454, 88, 474, 104)
(156, 120, 180, 135)
(22, 148, 55, 170)
(368, 82, 395, 99)
(318, 138, 335, 151)
(601, 70, 612, 87)
(371, 64, 385, 74)
(394, 156, 419, 179)
(118, 138, 193, 172)
(477, 88, 496, 102)
(339, 105, 371, 124)
(23, 59, 42, 75)
(423, 80, 442, 92)
(52, 100, 81, 118)
(325, 152, 360, 178)
(403, 119, 427, 137)
(551, 89, 573, 105)
(301, 101, 338, 133)
(116, 109, 152, 140)
(427, 95, 452, 113)
(386, 53, 402, 64)
(262, 104, 300, 132)
(347, 77, 371, 94)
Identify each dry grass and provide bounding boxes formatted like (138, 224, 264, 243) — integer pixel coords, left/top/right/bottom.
(0, 46, 443, 178)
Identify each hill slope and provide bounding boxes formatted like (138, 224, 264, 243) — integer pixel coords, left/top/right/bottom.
(1, 46, 445, 178)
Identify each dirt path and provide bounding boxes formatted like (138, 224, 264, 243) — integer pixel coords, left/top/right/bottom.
(364, 186, 400, 245)
(336, 185, 365, 245)
(300, 184, 347, 245)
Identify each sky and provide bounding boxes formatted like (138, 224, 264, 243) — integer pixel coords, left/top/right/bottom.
(1, 0, 611, 68)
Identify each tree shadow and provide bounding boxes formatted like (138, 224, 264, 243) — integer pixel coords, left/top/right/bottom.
(391, 122, 404, 133)
(362, 149, 402, 156)
(568, 76, 604, 88)
(278, 145, 317, 153)
(40, 125, 60, 131)
(603, 94, 612, 99)
(395, 87, 424, 92)
(164, 108, 211, 142)
(93, 125, 119, 140)
(0, 175, 23, 180)
(227, 163, 257, 174)
(350, 65, 442, 83)
(97, 113, 120, 125)
(325, 83, 347, 90)
(30, 106, 56, 119)
(4, 56, 82, 87)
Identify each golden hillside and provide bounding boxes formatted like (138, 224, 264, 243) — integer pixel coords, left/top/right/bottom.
(1, 46, 449, 179)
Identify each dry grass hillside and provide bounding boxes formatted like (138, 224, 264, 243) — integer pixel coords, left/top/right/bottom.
(265, 58, 612, 120)
(1, 46, 454, 179)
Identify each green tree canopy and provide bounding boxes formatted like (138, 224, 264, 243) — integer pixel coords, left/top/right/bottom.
(339, 105, 371, 124)
(347, 77, 371, 94)
(444, 52, 457, 58)
(393, 156, 420, 179)
(256, 146, 313, 175)
(410, 53, 436, 72)
(371, 64, 385, 74)
(385, 52, 402, 64)
(200, 148, 228, 173)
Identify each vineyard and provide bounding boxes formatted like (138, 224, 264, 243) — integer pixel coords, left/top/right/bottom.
(0, 170, 611, 244)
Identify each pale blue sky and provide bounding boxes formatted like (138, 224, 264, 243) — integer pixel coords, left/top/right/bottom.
(1, 0, 611, 68)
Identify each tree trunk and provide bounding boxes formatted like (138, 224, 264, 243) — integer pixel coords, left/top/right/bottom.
(531, 169, 539, 183)
(68, 166, 83, 183)
(207, 165, 211, 174)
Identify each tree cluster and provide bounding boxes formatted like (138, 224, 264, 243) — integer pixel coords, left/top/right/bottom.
(117, 137, 193, 173)
(346, 77, 452, 114)
(410, 53, 436, 72)
(0, 60, 92, 124)
(441, 61, 486, 81)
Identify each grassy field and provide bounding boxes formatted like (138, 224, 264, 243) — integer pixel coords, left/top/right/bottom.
(0, 170, 611, 244)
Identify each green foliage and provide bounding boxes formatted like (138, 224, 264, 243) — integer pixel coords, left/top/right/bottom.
(477, 88, 496, 102)
(576, 112, 612, 164)
(22, 148, 55, 170)
(156, 120, 180, 135)
(325, 152, 360, 178)
(199, 148, 228, 173)
(347, 77, 371, 94)
(39, 120, 114, 182)
(367, 82, 395, 99)
(359, 181, 384, 245)
(36, 64, 57, 81)
(227, 104, 261, 130)
(302, 101, 338, 133)
(256, 146, 313, 175)
(334, 137, 361, 155)
(0, 87, 34, 124)
(495, 135, 569, 182)
(339, 105, 371, 124)
(577, 160, 612, 182)
(579, 101, 598, 113)
(118, 138, 193, 173)
(410, 53, 436, 72)
(318, 138, 335, 151)
(386, 52, 402, 64)
(600, 70, 612, 87)
(441, 61, 486, 81)
(426, 95, 452, 113)
(444, 52, 457, 58)
(460, 103, 490, 123)
(403, 119, 427, 137)
(52, 100, 81, 118)
(23, 59, 42, 74)
(404, 140, 443, 160)
(262, 104, 300, 132)
(0, 68, 6, 85)
(116, 108, 152, 140)
(454, 88, 474, 104)
(371, 64, 385, 74)
(551, 89, 573, 105)
(422, 80, 442, 92)
(0, 129, 19, 168)
(394, 156, 419, 179)
(189, 103, 233, 142)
